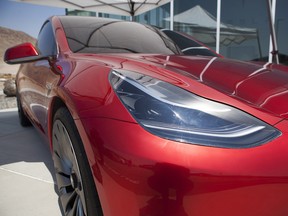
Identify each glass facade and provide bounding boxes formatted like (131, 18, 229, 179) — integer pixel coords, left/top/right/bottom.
(275, 0, 288, 65)
(173, 0, 217, 50)
(66, 0, 288, 65)
(135, 4, 170, 29)
(221, 0, 270, 62)
(66, 9, 129, 21)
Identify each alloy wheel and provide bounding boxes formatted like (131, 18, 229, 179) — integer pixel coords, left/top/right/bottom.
(52, 119, 87, 216)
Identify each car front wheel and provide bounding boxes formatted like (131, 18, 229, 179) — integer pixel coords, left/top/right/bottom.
(52, 107, 103, 216)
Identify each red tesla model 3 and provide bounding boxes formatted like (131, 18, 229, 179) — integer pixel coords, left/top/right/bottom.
(4, 16, 288, 216)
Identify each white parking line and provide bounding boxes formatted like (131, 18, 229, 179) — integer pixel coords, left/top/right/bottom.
(0, 166, 55, 184)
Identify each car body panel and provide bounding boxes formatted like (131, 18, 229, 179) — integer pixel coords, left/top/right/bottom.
(6, 16, 288, 216)
(74, 116, 288, 216)
(61, 53, 285, 124)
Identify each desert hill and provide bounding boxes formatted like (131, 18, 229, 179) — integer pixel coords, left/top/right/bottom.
(0, 26, 37, 75)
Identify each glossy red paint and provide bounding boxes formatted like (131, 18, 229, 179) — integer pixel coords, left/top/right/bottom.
(64, 53, 285, 125)
(5, 16, 288, 216)
(4, 42, 39, 64)
(61, 50, 288, 215)
(76, 117, 288, 216)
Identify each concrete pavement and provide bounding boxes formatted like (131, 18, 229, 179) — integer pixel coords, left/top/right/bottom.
(0, 108, 62, 216)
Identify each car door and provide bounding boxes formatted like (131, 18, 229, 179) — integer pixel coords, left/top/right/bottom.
(18, 21, 58, 134)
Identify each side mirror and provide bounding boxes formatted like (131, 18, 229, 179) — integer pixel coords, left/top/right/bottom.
(4, 43, 44, 64)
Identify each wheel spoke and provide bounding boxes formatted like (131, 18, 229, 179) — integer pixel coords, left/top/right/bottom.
(53, 151, 72, 175)
(67, 195, 86, 216)
(54, 121, 76, 168)
(60, 190, 77, 214)
(55, 171, 71, 190)
(76, 197, 85, 216)
(53, 140, 72, 189)
(61, 129, 75, 161)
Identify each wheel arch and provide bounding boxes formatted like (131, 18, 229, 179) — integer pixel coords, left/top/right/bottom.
(47, 96, 92, 162)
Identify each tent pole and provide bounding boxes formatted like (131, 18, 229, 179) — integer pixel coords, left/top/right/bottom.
(170, 0, 174, 30)
(129, 0, 135, 21)
(216, 0, 221, 54)
(267, 0, 279, 64)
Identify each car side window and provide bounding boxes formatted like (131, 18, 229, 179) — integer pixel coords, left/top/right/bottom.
(37, 21, 57, 57)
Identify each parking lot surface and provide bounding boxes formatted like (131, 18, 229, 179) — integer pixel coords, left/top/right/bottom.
(0, 108, 62, 216)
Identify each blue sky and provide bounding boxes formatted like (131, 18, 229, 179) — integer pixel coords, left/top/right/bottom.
(0, 0, 65, 38)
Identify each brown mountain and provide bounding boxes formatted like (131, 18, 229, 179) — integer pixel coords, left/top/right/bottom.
(0, 26, 37, 65)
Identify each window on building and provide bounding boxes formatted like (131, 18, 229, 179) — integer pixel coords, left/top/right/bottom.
(221, 0, 270, 62)
(66, 9, 129, 21)
(135, 4, 170, 29)
(173, 0, 217, 50)
(276, 0, 288, 65)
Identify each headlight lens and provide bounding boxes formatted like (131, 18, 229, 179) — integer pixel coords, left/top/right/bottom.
(110, 70, 281, 148)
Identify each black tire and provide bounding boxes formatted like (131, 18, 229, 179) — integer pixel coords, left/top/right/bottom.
(17, 94, 32, 127)
(52, 107, 103, 216)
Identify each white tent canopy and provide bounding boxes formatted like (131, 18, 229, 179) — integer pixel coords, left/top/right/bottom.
(166, 5, 258, 46)
(14, 0, 171, 17)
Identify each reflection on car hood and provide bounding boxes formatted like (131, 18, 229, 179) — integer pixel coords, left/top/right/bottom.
(71, 53, 288, 119)
(146, 55, 288, 119)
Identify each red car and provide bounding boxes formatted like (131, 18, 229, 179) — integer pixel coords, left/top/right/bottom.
(4, 16, 288, 216)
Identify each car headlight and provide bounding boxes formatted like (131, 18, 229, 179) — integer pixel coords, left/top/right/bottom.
(109, 69, 281, 148)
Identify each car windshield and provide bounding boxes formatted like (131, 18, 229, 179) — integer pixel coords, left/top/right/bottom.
(59, 16, 182, 55)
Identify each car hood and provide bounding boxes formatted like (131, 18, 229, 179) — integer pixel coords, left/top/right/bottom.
(70, 53, 288, 121)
